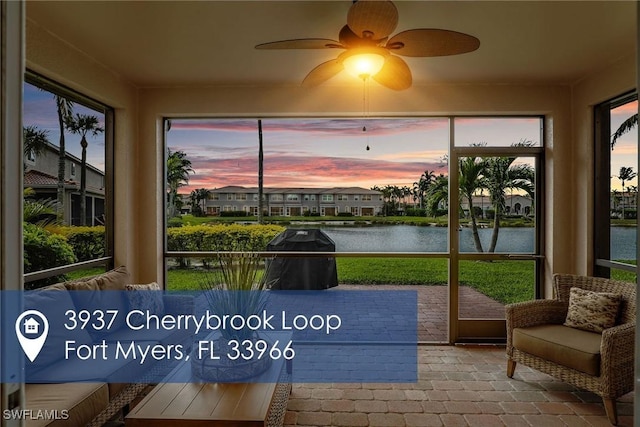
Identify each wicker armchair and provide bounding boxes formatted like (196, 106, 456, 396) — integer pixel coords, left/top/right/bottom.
(506, 274, 635, 425)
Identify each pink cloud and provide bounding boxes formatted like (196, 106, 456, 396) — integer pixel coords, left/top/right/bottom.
(170, 118, 448, 138)
(612, 100, 637, 116)
(179, 154, 446, 192)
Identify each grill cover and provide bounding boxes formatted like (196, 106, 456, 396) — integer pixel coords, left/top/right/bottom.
(266, 229, 338, 290)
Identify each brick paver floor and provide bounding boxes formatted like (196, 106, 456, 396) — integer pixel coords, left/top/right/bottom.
(337, 284, 506, 342)
(283, 345, 634, 427)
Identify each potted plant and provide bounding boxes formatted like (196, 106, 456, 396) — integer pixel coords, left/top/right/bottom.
(192, 252, 277, 381)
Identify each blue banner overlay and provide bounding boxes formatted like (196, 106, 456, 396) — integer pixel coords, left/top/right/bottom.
(3, 290, 417, 383)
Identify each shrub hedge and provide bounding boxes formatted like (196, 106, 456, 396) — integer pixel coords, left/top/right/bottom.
(49, 225, 106, 261)
(219, 211, 250, 217)
(167, 223, 285, 252)
(24, 223, 77, 289)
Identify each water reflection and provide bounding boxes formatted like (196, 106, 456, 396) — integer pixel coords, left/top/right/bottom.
(314, 225, 635, 259)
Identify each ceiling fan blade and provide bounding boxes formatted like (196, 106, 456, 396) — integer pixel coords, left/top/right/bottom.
(339, 25, 361, 47)
(302, 59, 345, 87)
(386, 29, 480, 57)
(373, 55, 412, 91)
(347, 0, 398, 40)
(255, 39, 343, 49)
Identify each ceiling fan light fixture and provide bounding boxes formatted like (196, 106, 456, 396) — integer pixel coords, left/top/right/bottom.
(342, 49, 387, 80)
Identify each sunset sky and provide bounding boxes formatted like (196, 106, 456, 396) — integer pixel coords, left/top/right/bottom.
(166, 116, 544, 192)
(23, 82, 106, 170)
(22, 82, 637, 193)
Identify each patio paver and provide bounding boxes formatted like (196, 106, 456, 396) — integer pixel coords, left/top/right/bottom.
(283, 346, 634, 427)
(338, 284, 506, 342)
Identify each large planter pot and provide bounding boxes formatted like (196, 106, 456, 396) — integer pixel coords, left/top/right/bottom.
(191, 335, 272, 382)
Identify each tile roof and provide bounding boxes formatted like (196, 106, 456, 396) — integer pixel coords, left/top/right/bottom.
(207, 185, 381, 195)
(24, 170, 77, 187)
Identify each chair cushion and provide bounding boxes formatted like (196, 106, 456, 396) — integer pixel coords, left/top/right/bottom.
(564, 287, 621, 333)
(513, 324, 601, 376)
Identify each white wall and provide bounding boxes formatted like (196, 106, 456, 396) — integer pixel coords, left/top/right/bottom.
(26, 19, 140, 278)
(571, 54, 637, 275)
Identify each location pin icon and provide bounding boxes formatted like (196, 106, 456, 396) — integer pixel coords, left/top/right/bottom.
(15, 310, 49, 362)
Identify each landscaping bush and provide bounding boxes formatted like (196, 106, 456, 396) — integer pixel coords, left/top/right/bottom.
(24, 223, 77, 289)
(405, 208, 426, 217)
(337, 212, 353, 217)
(220, 211, 249, 217)
(49, 226, 106, 261)
(167, 223, 285, 253)
(303, 211, 321, 217)
(167, 217, 184, 228)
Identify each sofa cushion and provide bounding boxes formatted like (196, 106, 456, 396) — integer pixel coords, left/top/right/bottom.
(24, 287, 94, 374)
(513, 324, 601, 376)
(564, 287, 621, 333)
(125, 282, 164, 325)
(25, 383, 108, 427)
(64, 266, 129, 291)
(64, 267, 131, 336)
(27, 347, 154, 384)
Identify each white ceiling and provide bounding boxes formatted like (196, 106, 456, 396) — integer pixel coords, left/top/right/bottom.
(26, 1, 636, 88)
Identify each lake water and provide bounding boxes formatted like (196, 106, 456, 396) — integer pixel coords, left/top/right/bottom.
(312, 225, 636, 259)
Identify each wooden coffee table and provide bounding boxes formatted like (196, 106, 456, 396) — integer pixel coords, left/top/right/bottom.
(125, 343, 291, 427)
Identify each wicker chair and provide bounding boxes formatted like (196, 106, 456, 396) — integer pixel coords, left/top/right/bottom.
(506, 274, 635, 425)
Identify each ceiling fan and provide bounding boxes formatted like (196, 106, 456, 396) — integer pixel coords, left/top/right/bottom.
(255, 0, 480, 90)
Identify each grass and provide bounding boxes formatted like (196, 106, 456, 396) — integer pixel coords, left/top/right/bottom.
(68, 259, 635, 307)
(66, 267, 106, 281)
(166, 258, 536, 305)
(611, 260, 637, 283)
(459, 260, 535, 304)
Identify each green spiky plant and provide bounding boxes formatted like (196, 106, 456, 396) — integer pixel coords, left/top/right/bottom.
(200, 252, 276, 341)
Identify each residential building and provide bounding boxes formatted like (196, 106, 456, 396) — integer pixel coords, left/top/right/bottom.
(460, 194, 534, 217)
(24, 142, 105, 225)
(200, 186, 383, 216)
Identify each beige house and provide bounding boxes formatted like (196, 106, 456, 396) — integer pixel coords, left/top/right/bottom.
(203, 185, 383, 216)
(24, 142, 105, 225)
(460, 194, 534, 218)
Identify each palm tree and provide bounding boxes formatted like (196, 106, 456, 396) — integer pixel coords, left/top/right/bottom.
(459, 156, 487, 252)
(617, 166, 637, 219)
(483, 157, 534, 253)
(189, 189, 200, 216)
(611, 114, 637, 148)
(258, 119, 264, 224)
(23, 125, 50, 170)
(413, 170, 436, 209)
(189, 188, 211, 216)
(65, 114, 104, 225)
(426, 174, 448, 217)
(54, 96, 74, 221)
(372, 185, 393, 215)
(23, 188, 57, 227)
(167, 149, 194, 218)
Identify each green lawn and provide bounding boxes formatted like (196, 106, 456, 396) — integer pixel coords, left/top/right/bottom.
(166, 258, 535, 305)
(67, 258, 635, 307)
